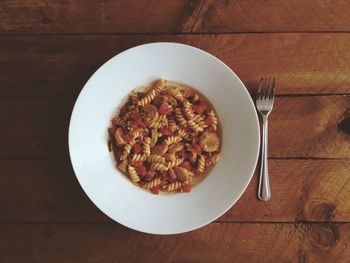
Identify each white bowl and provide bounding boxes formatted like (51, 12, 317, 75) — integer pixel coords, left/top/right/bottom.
(69, 42, 260, 234)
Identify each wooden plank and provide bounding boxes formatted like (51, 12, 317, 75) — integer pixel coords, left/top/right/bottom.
(2, 34, 350, 97)
(0, 96, 349, 159)
(2, 1, 350, 34)
(0, 0, 202, 34)
(1, 159, 350, 222)
(0, 223, 349, 262)
(193, 0, 350, 33)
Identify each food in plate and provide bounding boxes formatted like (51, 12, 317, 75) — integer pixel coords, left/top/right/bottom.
(108, 79, 221, 194)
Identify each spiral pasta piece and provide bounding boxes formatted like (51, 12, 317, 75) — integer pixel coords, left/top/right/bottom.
(120, 138, 136, 160)
(177, 128, 188, 138)
(131, 127, 144, 139)
(167, 157, 184, 169)
(143, 177, 161, 189)
(114, 128, 126, 145)
(166, 181, 182, 191)
(188, 120, 204, 132)
(183, 101, 195, 120)
(148, 114, 166, 129)
(150, 128, 158, 147)
(138, 89, 157, 106)
(197, 154, 205, 173)
(206, 153, 221, 167)
(142, 137, 151, 156)
(148, 154, 165, 163)
(128, 165, 140, 183)
(164, 87, 184, 102)
(164, 136, 182, 145)
(168, 119, 178, 132)
(175, 108, 187, 127)
(208, 110, 218, 131)
(193, 114, 208, 129)
(151, 163, 168, 171)
(153, 79, 167, 93)
(131, 154, 148, 162)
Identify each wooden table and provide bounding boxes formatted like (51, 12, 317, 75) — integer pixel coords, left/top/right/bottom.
(1, 1, 350, 262)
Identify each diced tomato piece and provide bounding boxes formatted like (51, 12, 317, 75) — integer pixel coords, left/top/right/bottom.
(133, 143, 143, 154)
(150, 186, 160, 195)
(130, 111, 142, 121)
(161, 171, 168, 178)
(133, 161, 143, 167)
(135, 164, 147, 176)
(153, 95, 165, 106)
(108, 127, 116, 136)
(123, 133, 132, 143)
(137, 120, 147, 128)
(204, 118, 212, 126)
(192, 104, 206, 114)
(159, 128, 172, 136)
(128, 120, 139, 129)
(158, 101, 173, 115)
(179, 161, 192, 171)
(192, 144, 202, 153)
(168, 168, 177, 180)
(146, 170, 156, 179)
(182, 183, 191, 192)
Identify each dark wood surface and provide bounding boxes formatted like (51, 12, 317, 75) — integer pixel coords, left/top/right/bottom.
(1, 1, 350, 262)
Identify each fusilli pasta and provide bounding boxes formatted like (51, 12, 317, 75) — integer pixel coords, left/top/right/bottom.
(128, 165, 140, 183)
(109, 79, 221, 194)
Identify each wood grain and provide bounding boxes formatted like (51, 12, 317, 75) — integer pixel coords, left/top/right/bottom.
(2, 0, 350, 34)
(0, 96, 349, 159)
(0, 0, 202, 34)
(2, 34, 350, 97)
(1, 159, 350, 222)
(0, 223, 349, 263)
(194, 0, 350, 33)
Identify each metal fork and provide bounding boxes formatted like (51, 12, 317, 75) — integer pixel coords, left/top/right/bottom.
(256, 77, 276, 201)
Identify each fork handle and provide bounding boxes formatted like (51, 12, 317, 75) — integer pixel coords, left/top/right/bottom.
(258, 116, 271, 201)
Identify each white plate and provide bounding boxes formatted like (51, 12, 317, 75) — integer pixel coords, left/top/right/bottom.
(69, 42, 260, 234)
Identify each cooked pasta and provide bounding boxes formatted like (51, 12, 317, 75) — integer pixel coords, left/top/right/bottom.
(148, 154, 165, 163)
(120, 138, 136, 160)
(151, 162, 168, 171)
(153, 79, 167, 93)
(142, 137, 151, 156)
(208, 110, 218, 131)
(168, 119, 178, 132)
(108, 79, 221, 194)
(143, 177, 161, 189)
(175, 108, 187, 127)
(128, 165, 140, 183)
(138, 89, 157, 106)
(206, 153, 221, 167)
(150, 128, 158, 147)
(183, 101, 195, 119)
(167, 157, 184, 169)
(131, 154, 148, 162)
(164, 136, 182, 145)
(188, 119, 204, 132)
(166, 181, 182, 192)
(197, 154, 205, 173)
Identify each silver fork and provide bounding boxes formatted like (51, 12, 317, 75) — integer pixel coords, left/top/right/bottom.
(256, 77, 276, 201)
